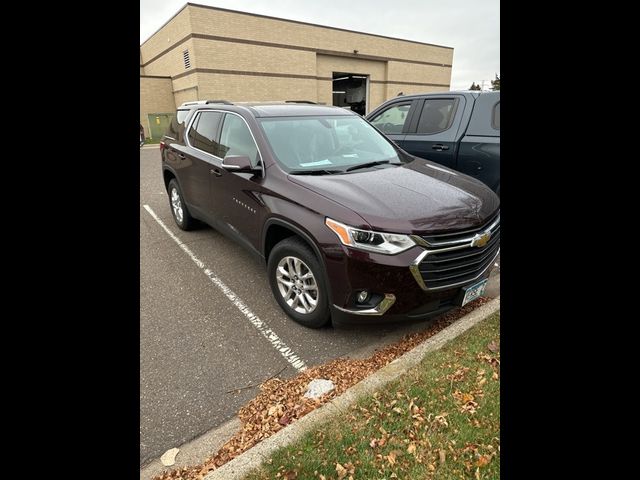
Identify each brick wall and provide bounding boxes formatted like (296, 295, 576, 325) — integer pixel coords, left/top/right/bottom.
(140, 4, 454, 117)
(140, 77, 175, 135)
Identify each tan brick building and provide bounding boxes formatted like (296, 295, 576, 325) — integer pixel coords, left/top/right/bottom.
(140, 3, 453, 138)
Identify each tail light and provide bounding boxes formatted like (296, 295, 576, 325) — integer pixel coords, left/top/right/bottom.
(159, 141, 165, 152)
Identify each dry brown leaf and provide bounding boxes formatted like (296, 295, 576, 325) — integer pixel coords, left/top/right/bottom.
(475, 467, 481, 480)
(487, 340, 499, 352)
(439, 449, 446, 464)
(492, 372, 499, 380)
(476, 455, 491, 467)
(386, 451, 397, 466)
(407, 443, 417, 455)
(428, 463, 435, 471)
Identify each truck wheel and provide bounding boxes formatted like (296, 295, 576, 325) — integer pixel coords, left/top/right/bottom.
(268, 237, 330, 328)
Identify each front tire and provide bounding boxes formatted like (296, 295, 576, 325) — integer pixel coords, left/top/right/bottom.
(267, 237, 330, 328)
(167, 179, 195, 231)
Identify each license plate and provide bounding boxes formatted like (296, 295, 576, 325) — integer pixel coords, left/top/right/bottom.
(461, 279, 488, 306)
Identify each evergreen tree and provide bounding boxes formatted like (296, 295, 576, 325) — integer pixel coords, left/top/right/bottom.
(491, 74, 500, 91)
(469, 82, 481, 91)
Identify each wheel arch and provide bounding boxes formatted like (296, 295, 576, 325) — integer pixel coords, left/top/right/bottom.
(262, 218, 333, 304)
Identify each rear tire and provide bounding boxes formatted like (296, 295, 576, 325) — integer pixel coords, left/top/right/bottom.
(267, 237, 330, 328)
(167, 179, 196, 231)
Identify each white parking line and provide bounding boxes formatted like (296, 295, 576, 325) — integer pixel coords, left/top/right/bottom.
(143, 204, 307, 372)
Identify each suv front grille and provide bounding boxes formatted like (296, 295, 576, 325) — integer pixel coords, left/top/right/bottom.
(410, 212, 500, 291)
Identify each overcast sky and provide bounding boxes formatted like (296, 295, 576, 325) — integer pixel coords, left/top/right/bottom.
(140, 0, 499, 91)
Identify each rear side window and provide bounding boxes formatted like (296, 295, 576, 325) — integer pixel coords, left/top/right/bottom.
(166, 109, 189, 140)
(219, 114, 259, 166)
(492, 102, 500, 129)
(187, 111, 224, 157)
(416, 99, 457, 134)
(369, 103, 411, 134)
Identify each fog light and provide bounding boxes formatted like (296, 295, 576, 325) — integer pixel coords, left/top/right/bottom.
(357, 291, 369, 303)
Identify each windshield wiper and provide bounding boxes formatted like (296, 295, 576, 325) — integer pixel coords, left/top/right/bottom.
(288, 169, 344, 175)
(345, 160, 392, 172)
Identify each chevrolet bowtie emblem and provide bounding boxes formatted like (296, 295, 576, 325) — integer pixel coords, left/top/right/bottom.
(471, 231, 491, 248)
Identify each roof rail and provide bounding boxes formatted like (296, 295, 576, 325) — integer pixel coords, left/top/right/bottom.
(205, 99, 233, 105)
(179, 100, 208, 107)
(285, 100, 317, 104)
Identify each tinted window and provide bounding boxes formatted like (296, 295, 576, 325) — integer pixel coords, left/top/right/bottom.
(259, 116, 400, 171)
(416, 99, 457, 134)
(492, 102, 500, 129)
(369, 104, 411, 134)
(219, 114, 259, 166)
(166, 109, 189, 139)
(187, 111, 224, 157)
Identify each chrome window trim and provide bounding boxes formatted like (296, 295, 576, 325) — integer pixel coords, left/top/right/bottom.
(184, 109, 265, 176)
(333, 293, 396, 316)
(410, 247, 500, 291)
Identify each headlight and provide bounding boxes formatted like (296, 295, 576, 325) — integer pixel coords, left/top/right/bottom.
(325, 218, 416, 255)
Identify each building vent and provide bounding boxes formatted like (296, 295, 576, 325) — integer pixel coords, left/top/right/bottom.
(183, 49, 191, 69)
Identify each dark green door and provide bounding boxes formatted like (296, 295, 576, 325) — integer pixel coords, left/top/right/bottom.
(147, 113, 174, 140)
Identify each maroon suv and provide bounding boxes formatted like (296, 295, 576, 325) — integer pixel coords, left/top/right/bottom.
(160, 101, 500, 328)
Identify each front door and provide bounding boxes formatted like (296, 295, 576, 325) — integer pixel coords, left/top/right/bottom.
(367, 101, 415, 146)
(215, 113, 264, 250)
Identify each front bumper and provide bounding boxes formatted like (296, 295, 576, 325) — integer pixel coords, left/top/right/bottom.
(323, 244, 495, 326)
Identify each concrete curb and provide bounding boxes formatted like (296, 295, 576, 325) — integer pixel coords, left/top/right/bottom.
(204, 296, 500, 480)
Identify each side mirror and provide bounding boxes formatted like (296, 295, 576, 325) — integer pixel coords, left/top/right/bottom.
(221, 155, 259, 173)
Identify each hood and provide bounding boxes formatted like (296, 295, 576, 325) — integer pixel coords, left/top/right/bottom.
(288, 159, 500, 234)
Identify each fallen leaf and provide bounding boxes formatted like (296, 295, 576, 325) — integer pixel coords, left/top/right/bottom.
(428, 463, 435, 471)
(439, 449, 446, 464)
(283, 470, 298, 480)
(160, 447, 179, 466)
(475, 467, 481, 479)
(345, 446, 356, 455)
(476, 455, 491, 467)
(319, 475, 326, 480)
(278, 415, 291, 426)
(492, 372, 499, 380)
(369, 438, 378, 448)
(407, 443, 417, 455)
(487, 340, 499, 352)
(336, 463, 347, 479)
(386, 451, 397, 466)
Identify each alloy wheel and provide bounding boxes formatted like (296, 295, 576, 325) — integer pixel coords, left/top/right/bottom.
(275, 256, 319, 314)
(170, 187, 183, 223)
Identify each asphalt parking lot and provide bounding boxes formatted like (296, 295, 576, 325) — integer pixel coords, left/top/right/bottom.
(140, 145, 500, 466)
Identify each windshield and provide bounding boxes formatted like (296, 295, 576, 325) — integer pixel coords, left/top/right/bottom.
(258, 115, 402, 172)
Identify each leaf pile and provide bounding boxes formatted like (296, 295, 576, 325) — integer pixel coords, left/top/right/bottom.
(155, 297, 489, 480)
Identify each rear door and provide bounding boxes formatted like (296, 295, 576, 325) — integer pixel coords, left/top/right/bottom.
(367, 99, 420, 146)
(400, 95, 466, 169)
(177, 110, 224, 215)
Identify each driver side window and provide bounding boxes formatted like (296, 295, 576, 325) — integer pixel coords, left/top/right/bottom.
(369, 103, 411, 134)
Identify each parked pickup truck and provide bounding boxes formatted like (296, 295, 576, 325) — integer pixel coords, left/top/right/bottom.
(367, 91, 500, 195)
